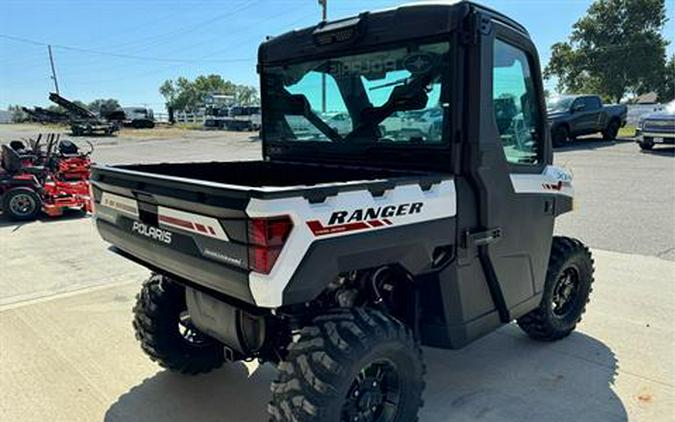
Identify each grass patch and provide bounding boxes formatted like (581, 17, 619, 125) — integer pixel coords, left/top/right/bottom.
(618, 125, 636, 139)
(173, 123, 204, 130)
(117, 125, 198, 138)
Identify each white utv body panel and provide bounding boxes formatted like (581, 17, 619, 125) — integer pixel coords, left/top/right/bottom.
(247, 179, 458, 307)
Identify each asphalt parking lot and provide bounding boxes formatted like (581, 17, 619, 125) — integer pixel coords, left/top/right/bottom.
(0, 124, 673, 421)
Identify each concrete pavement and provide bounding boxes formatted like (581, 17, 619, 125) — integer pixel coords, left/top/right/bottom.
(1, 249, 673, 422)
(554, 138, 675, 261)
(1, 125, 673, 421)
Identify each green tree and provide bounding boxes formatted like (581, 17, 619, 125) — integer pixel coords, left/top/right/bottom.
(659, 55, 675, 102)
(159, 74, 258, 111)
(88, 98, 121, 116)
(8, 105, 27, 123)
(545, 0, 669, 102)
(72, 100, 88, 110)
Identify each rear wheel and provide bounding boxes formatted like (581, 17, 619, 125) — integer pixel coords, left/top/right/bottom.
(2, 187, 41, 221)
(602, 119, 620, 140)
(133, 273, 224, 374)
(517, 237, 594, 341)
(269, 308, 425, 422)
(552, 126, 569, 147)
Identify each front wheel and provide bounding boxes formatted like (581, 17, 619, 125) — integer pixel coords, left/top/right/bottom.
(132, 273, 224, 374)
(602, 120, 620, 140)
(2, 187, 41, 221)
(269, 308, 425, 422)
(517, 236, 594, 341)
(639, 137, 654, 151)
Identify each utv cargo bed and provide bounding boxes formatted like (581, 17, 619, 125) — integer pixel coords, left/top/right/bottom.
(113, 160, 433, 189)
(90, 160, 450, 305)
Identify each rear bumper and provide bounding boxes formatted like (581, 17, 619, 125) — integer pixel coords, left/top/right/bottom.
(96, 218, 255, 304)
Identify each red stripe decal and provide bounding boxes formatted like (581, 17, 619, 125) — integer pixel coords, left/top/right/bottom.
(208, 226, 216, 235)
(382, 219, 393, 225)
(195, 223, 208, 233)
(307, 220, 370, 236)
(159, 215, 194, 229)
(542, 181, 564, 191)
(368, 220, 384, 227)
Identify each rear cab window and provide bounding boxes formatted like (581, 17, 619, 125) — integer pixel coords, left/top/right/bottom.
(263, 41, 450, 146)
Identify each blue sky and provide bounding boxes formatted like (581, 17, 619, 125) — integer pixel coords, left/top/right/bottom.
(1, 0, 673, 111)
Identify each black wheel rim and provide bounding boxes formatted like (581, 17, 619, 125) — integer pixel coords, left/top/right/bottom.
(178, 311, 211, 346)
(9, 193, 36, 216)
(551, 266, 581, 318)
(342, 360, 401, 422)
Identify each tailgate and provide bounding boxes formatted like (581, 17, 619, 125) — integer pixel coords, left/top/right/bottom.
(91, 166, 255, 303)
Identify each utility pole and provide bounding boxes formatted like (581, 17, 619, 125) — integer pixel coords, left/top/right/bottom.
(48, 45, 60, 94)
(319, 0, 327, 113)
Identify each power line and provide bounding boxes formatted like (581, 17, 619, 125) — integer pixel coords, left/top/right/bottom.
(103, 0, 263, 56)
(82, 0, 214, 52)
(0, 33, 251, 63)
(45, 8, 316, 86)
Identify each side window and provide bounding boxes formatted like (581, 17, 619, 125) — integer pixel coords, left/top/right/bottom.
(587, 97, 601, 110)
(572, 98, 584, 112)
(580, 97, 592, 110)
(492, 39, 542, 165)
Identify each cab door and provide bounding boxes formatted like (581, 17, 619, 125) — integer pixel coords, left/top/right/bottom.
(586, 96, 606, 131)
(572, 96, 601, 134)
(461, 16, 555, 322)
(569, 97, 589, 134)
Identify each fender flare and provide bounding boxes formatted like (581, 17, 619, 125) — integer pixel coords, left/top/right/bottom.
(281, 218, 455, 305)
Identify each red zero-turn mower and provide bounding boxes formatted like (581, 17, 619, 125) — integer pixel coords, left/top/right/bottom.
(0, 134, 93, 221)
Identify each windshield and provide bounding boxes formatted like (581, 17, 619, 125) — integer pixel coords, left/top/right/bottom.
(263, 41, 450, 145)
(547, 96, 574, 112)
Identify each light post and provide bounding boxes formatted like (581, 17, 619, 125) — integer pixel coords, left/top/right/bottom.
(318, 0, 327, 113)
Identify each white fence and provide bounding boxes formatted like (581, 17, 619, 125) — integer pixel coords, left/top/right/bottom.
(173, 112, 206, 124)
(151, 112, 207, 124)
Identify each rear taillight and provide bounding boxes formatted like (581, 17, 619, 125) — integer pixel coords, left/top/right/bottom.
(247, 216, 293, 274)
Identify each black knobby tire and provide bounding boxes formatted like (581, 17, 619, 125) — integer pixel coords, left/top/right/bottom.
(269, 308, 425, 422)
(517, 236, 594, 341)
(602, 119, 620, 140)
(639, 137, 654, 151)
(552, 126, 569, 147)
(2, 187, 41, 221)
(132, 273, 224, 375)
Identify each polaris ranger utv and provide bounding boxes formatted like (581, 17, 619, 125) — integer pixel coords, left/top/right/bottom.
(91, 2, 594, 420)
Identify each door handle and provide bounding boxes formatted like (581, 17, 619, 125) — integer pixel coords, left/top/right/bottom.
(464, 227, 502, 248)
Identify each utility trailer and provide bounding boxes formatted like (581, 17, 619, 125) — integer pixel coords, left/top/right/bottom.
(48, 92, 119, 136)
(91, 2, 595, 420)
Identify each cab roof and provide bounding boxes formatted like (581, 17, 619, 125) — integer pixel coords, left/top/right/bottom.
(259, 0, 528, 64)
